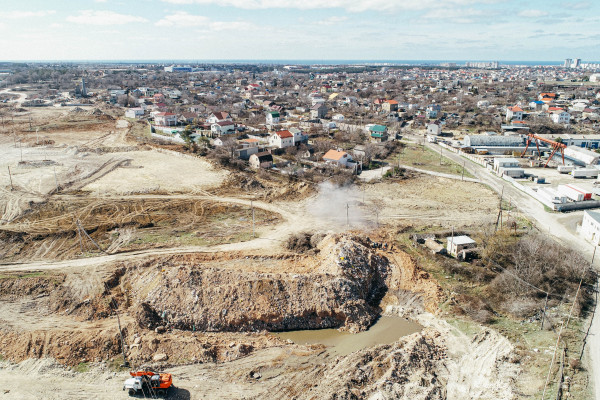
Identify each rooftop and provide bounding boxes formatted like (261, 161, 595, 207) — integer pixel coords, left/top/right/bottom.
(446, 235, 476, 245)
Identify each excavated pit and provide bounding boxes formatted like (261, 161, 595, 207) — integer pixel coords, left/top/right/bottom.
(0, 234, 443, 367)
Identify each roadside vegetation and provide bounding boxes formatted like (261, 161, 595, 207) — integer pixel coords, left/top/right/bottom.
(396, 227, 595, 398)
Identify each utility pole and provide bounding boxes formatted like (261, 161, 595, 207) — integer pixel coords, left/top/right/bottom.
(346, 203, 349, 228)
(19, 138, 22, 163)
(540, 292, 549, 330)
(113, 299, 130, 368)
(495, 186, 504, 232)
(7, 166, 13, 190)
(74, 219, 84, 254)
(53, 167, 58, 192)
(251, 200, 255, 237)
(461, 161, 465, 181)
(439, 146, 443, 165)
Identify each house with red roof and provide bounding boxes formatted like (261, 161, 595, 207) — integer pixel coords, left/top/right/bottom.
(323, 149, 353, 167)
(268, 130, 294, 148)
(505, 105, 523, 122)
(154, 112, 177, 126)
(539, 93, 557, 103)
(211, 121, 236, 136)
(382, 100, 399, 113)
(207, 111, 232, 124)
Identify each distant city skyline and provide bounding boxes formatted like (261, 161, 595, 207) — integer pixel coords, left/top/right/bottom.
(0, 0, 598, 61)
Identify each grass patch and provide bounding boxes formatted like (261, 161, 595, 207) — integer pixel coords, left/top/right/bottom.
(73, 362, 90, 373)
(0, 271, 47, 280)
(129, 121, 151, 138)
(388, 142, 475, 178)
(107, 355, 129, 372)
(395, 230, 593, 397)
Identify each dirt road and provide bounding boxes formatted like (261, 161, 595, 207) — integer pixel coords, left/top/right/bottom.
(0, 193, 317, 272)
(0, 87, 27, 105)
(359, 163, 480, 183)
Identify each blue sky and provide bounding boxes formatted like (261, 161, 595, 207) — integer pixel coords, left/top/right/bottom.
(0, 0, 598, 61)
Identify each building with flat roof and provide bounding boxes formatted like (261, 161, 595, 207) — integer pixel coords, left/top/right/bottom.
(446, 235, 476, 257)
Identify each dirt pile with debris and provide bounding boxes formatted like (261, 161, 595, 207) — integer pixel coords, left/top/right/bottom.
(115, 234, 394, 333)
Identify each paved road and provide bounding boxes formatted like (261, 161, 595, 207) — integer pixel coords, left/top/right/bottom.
(420, 137, 600, 399)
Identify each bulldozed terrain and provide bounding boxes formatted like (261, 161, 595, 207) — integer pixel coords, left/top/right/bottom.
(0, 104, 586, 399)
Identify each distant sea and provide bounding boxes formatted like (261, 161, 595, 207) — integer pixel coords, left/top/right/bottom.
(4, 59, 600, 66)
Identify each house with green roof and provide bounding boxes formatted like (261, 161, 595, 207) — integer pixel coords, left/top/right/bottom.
(369, 124, 388, 142)
(266, 111, 280, 125)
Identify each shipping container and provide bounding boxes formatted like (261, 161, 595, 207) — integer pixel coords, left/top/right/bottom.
(538, 187, 567, 204)
(558, 184, 592, 201)
(557, 165, 574, 174)
(501, 167, 525, 178)
(572, 169, 599, 179)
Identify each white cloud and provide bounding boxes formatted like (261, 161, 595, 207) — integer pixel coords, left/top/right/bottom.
(94, 0, 108, 2)
(315, 16, 349, 25)
(159, 0, 502, 12)
(518, 9, 549, 18)
(156, 11, 209, 26)
(156, 12, 254, 31)
(66, 10, 148, 25)
(0, 10, 56, 19)
(568, 1, 591, 10)
(421, 8, 495, 23)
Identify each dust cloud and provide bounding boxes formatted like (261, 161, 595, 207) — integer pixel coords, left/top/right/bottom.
(306, 182, 372, 229)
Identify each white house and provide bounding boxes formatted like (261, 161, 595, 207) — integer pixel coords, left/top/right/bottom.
(310, 103, 328, 119)
(125, 108, 144, 119)
(266, 111, 280, 125)
(427, 123, 441, 136)
(207, 111, 232, 124)
(289, 127, 307, 144)
(446, 235, 476, 257)
(323, 149, 353, 167)
(580, 210, 600, 245)
(550, 110, 570, 125)
(506, 105, 523, 122)
(426, 104, 441, 119)
(211, 121, 236, 136)
(268, 130, 294, 148)
(154, 112, 177, 126)
(249, 151, 273, 169)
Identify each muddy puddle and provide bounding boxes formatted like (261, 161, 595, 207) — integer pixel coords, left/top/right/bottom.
(275, 316, 422, 356)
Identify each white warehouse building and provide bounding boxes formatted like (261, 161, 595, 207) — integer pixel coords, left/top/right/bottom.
(564, 146, 600, 165)
(580, 211, 600, 245)
(464, 135, 524, 147)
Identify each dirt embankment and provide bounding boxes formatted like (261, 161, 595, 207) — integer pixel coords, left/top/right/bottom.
(87, 234, 400, 334)
(0, 234, 442, 367)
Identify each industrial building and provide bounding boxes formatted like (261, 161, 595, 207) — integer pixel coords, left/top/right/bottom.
(564, 147, 600, 166)
(493, 158, 525, 178)
(464, 134, 524, 148)
(580, 211, 600, 245)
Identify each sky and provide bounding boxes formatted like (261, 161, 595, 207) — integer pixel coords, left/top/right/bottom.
(0, 0, 598, 61)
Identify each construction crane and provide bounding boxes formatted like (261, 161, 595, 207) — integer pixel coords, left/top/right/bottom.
(521, 133, 566, 168)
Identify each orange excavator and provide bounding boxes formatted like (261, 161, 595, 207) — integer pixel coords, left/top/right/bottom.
(123, 370, 173, 397)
